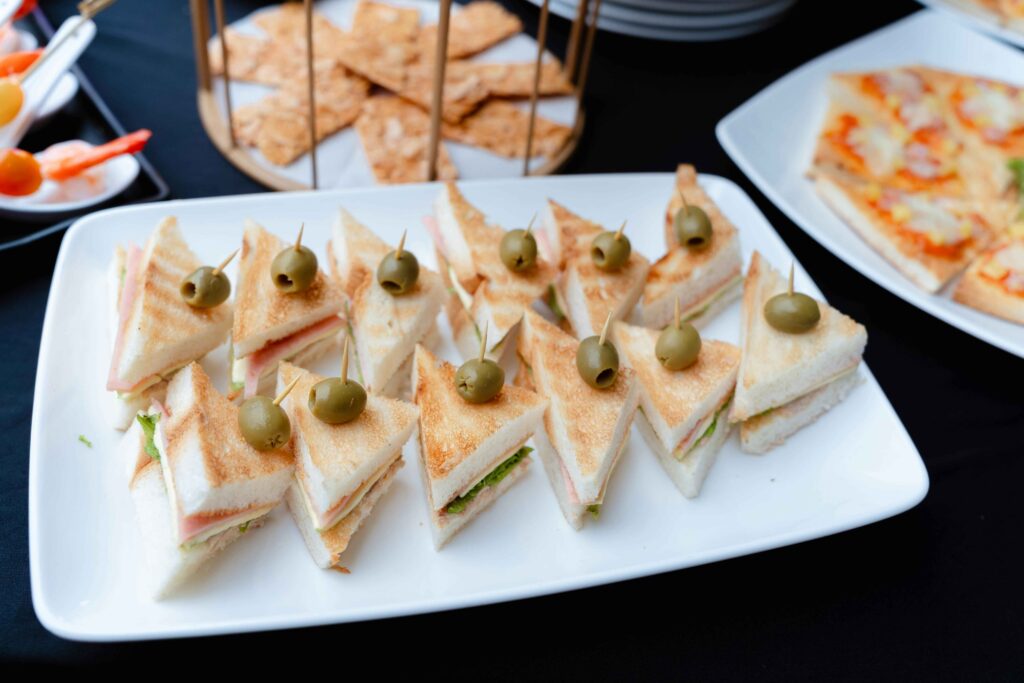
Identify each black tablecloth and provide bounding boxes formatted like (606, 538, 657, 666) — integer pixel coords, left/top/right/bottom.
(2, 0, 1022, 674)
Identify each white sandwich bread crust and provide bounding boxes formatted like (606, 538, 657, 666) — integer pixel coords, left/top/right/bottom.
(730, 251, 867, 423)
(156, 363, 293, 546)
(129, 461, 267, 599)
(740, 368, 862, 454)
(519, 310, 641, 517)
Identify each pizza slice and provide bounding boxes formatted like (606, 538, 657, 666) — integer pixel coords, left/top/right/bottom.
(953, 236, 1024, 324)
(813, 168, 1004, 292)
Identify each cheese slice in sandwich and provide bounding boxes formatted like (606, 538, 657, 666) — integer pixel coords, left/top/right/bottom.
(428, 182, 556, 362)
(329, 209, 446, 396)
(106, 216, 233, 430)
(154, 362, 294, 548)
(232, 219, 345, 397)
(277, 362, 418, 569)
(638, 164, 743, 330)
(412, 344, 547, 549)
(729, 251, 868, 453)
(541, 199, 650, 338)
(614, 321, 739, 498)
(519, 310, 640, 530)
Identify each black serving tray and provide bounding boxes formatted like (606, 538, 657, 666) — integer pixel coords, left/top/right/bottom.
(0, 8, 169, 251)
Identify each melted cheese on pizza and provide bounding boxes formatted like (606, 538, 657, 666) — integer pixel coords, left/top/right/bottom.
(980, 241, 1024, 294)
(876, 188, 980, 251)
(955, 79, 1024, 144)
(863, 69, 946, 133)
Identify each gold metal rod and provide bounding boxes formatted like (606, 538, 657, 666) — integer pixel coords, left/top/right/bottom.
(304, 0, 318, 189)
(523, 0, 550, 177)
(190, 0, 212, 92)
(426, 0, 452, 182)
(565, 0, 590, 82)
(213, 0, 237, 148)
(574, 0, 602, 110)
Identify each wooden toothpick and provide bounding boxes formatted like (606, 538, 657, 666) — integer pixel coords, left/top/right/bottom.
(212, 249, 238, 276)
(274, 375, 302, 406)
(479, 321, 489, 362)
(677, 188, 689, 210)
(674, 298, 680, 330)
(614, 220, 626, 241)
(788, 263, 794, 296)
(598, 312, 612, 346)
(294, 223, 304, 252)
(396, 230, 406, 259)
(341, 335, 350, 384)
(525, 213, 537, 235)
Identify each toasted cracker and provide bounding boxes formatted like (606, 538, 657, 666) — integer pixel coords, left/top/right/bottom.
(252, 3, 345, 45)
(354, 95, 458, 184)
(333, 33, 488, 122)
(419, 1, 522, 59)
(450, 60, 572, 98)
(351, 0, 421, 43)
(232, 67, 370, 165)
(442, 100, 571, 159)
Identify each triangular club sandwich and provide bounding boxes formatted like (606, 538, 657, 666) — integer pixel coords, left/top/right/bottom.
(125, 362, 293, 598)
(231, 220, 345, 397)
(518, 310, 640, 530)
(637, 164, 743, 330)
(539, 199, 650, 338)
(426, 181, 556, 366)
(328, 209, 445, 398)
(729, 252, 868, 453)
(412, 344, 547, 549)
(614, 320, 739, 498)
(277, 361, 418, 570)
(106, 216, 232, 430)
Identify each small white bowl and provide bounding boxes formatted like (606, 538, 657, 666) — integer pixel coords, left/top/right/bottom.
(0, 140, 140, 222)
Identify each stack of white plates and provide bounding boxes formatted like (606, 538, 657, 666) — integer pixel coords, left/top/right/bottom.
(524, 0, 797, 42)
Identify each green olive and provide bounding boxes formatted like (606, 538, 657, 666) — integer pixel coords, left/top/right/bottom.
(591, 231, 631, 272)
(238, 396, 291, 451)
(499, 229, 538, 273)
(376, 248, 420, 295)
(180, 266, 230, 309)
(764, 292, 821, 333)
(656, 322, 701, 370)
(271, 245, 318, 293)
(307, 377, 367, 424)
(674, 205, 713, 251)
(455, 358, 505, 403)
(576, 335, 619, 389)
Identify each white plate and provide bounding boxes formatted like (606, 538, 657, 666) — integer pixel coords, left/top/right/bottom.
(607, 0, 777, 14)
(30, 174, 927, 641)
(917, 0, 1024, 48)
(212, 0, 575, 188)
(532, 0, 789, 40)
(0, 143, 140, 222)
(717, 10, 1024, 358)
(589, 0, 794, 29)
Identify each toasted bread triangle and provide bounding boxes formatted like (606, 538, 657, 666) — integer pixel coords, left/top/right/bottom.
(542, 198, 603, 268)
(160, 363, 293, 518)
(434, 183, 556, 349)
(519, 310, 639, 504)
(340, 215, 446, 393)
(329, 208, 392, 301)
(111, 217, 233, 388)
(614, 322, 739, 448)
(233, 219, 344, 357)
(412, 344, 546, 509)
(545, 200, 651, 338)
(730, 252, 867, 422)
(278, 362, 418, 516)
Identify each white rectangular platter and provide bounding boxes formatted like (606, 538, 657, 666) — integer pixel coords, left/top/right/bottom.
(716, 10, 1024, 359)
(30, 173, 928, 641)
